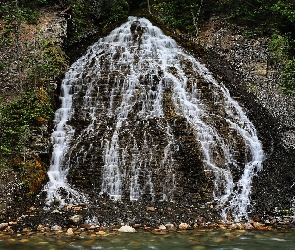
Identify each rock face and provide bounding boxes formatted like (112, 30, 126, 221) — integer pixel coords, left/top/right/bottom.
(0, 7, 68, 219)
(29, 8, 68, 158)
(0, 8, 67, 102)
(0, 6, 67, 158)
(43, 17, 264, 224)
(197, 18, 295, 214)
(1, 12, 294, 227)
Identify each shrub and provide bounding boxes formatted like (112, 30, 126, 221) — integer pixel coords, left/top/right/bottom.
(269, 33, 290, 64)
(0, 89, 53, 161)
(281, 58, 295, 93)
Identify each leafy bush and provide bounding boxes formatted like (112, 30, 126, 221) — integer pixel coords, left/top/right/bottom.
(269, 33, 290, 64)
(10, 154, 48, 196)
(21, 38, 69, 89)
(0, 1, 41, 25)
(281, 58, 295, 93)
(216, 0, 295, 93)
(216, 0, 295, 34)
(152, 0, 209, 34)
(269, 33, 295, 93)
(39, 39, 68, 78)
(0, 90, 53, 161)
(62, 0, 129, 44)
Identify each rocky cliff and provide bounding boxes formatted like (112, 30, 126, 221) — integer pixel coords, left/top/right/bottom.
(0, 9, 295, 226)
(0, 6, 67, 219)
(197, 18, 295, 214)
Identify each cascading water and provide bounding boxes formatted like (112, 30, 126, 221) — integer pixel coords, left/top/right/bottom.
(44, 16, 264, 221)
(44, 66, 88, 207)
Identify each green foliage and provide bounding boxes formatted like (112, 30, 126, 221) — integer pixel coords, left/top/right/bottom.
(281, 58, 295, 93)
(0, 90, 54, 160)
(0, 1, 41, 26)
(23, 38, 69, 87)
(40, 39, 68, 78)
(99, 0, 129, 24)
(269, 33, 295, 93)
(152, 0, 204, 33)
(269, 33, 290, 64)
(64, 0, 94, 43)
(271, 0, 295, 23)
(216, 0, 295, 93)
(215, 0, 294, 36)
(64, 0, 129, 44)
(0, 0, 41, 47)
(0, 62, 7, 70)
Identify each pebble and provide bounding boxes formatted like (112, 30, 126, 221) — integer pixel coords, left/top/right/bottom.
(66, 228, 74, 235)
(179, 223, 190, 230)
(96, 231, 106, 235)
(118, 225, 136, 233)
(69, 215, 83, 224)
(51, 225, 62, 231)
(19, 238, 29, 243)
(0, 223, 8, 230)
(165, 223, 175, 230)
(22, 228, 31, 233)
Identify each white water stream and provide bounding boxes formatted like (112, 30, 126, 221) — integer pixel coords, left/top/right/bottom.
(44, 16, 264, 221)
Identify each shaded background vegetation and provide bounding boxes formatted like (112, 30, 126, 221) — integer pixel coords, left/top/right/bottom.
(0, 0, 294, 197)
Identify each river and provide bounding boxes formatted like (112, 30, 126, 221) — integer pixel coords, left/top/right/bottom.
(1, 229, 295, 249)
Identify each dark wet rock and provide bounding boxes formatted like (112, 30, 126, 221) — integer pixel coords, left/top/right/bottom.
(51, 225, 62, 231)
(0, 223, 8, 231)
(69, 215, 83, 225)
(252, 215, 261, 222)
(244, 222, 254, 230)
(80, 223, 91, 229)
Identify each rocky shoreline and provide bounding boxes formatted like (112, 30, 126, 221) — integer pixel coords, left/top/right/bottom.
(1, 194, 295, 237)
(1, 203, 295, 238)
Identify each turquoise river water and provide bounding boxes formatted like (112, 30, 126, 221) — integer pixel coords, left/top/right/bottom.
(1, 229, 295, 250)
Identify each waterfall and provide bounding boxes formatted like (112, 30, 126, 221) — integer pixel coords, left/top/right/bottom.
(44, 68, 88, 207)
(44, 16, 264, 221)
